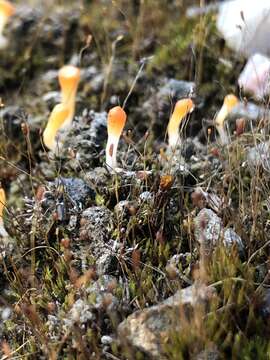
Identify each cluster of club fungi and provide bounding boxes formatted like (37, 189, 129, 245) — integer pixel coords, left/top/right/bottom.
(0, 0, 241, 239)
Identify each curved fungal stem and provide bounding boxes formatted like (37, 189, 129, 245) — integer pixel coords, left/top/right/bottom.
(215, 94, 238, 145)
(167, 98, 194, 148)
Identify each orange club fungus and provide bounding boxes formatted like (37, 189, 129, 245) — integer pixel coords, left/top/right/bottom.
(167, 98, 194, 148)
(106, 106, 127, 170)
(215, 94, 239, 145)
(58, 65, 80, 129)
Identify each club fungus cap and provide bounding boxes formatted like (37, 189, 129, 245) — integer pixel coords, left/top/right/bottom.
(0, 0, 15, 18)
(58, 65, 80, 101)
(168, 98, 194, 147)
(224, 94, 239, 111)
(0, 186, 6, 218)
(175, 98, 194, 114)
(215, 94, 239, 127)
(107, 106, 127, 138)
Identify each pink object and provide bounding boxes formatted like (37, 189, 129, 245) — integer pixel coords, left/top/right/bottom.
(238, 53, 270, 99)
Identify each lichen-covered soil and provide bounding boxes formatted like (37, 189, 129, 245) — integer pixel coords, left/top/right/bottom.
(1, 1, 270, 359)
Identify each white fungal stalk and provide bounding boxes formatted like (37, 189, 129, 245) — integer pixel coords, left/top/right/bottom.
(106, 135, 120, 170)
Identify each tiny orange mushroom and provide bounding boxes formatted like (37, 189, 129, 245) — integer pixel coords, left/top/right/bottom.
(167, 98, 194, 148)
(43, 103, 70, 152)
(106, 106, 127, 170)
(58, 65, 80, 129)
(0, 0, 15, 49)
(215, 94, 239, 145)
(0, 185, 8, 237)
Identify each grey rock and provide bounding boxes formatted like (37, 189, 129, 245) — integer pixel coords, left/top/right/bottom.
(65, 299, 93, 328)
(195, 208, 222, 248)
(112, 169, 153, 189)
(83, 167, 109, 196)
(143, 78, 195, 140)
(144, 79, 195, 117)
(224, 228, 244, 252)
(79, 206, 116, 274)
(157, 79, 195, 101)
(39, 177, 95, 223)
(46, 315, 61, 341)
(80, 66, 104, 92)
(118, 284, 214, 359)
(194, 347, 219, 360)
(53, 177, 95, 208)
(20, 177, 94, 247)
(86, 275, 119, 311)
(62, 110, 107, 171)
(80, 206, 113, 243)
(194, 208, 244, 254)
(227, 102, 270, 124)
(114, 200, 137, 220)
(139, 191, 154, 204)
(41, 69, 58, 85)
(101, 335, 113, 345)
(80, 66, 98, 81)
(247, 141, 270, 171)
(1, 307, 11, 321)
(42, 91, 61, 107)
(96, 252, 118, 275)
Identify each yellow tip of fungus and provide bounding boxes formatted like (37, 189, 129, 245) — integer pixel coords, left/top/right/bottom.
(167, 98, 194, 148)
(0, 0, 15, 18)
(0, 186, 6, 219)
(43, 103, 70, 151)
(0, 0, 15, 49)
(58, 65, 80, 101)
(58, 65, 80, 128)
(215, 94, 239, 127)
(0, 185, 8, 238)
(106, 106, 127, 170)
(223, 94, 239, 111)
(215, 94, 239, 144)
(107, 106, 127, 138)
(175, 98, 194, 115)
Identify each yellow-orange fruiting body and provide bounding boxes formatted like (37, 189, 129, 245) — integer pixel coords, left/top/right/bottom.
(107, 106, 127, 138)
(58, 65, 80, 128)
(224, 94, 239, 110)
(106, 106, 127, 170)
(0, 186, 8, 237)
(0, 186, 6, 218)
(43, 103, 69, 151)
(0, 0, 15, 49)
(215, 94, 239, 144)
(167, 98, 194, 148)
(58, 65, 80, 102)
(0, 0, 14, 17)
